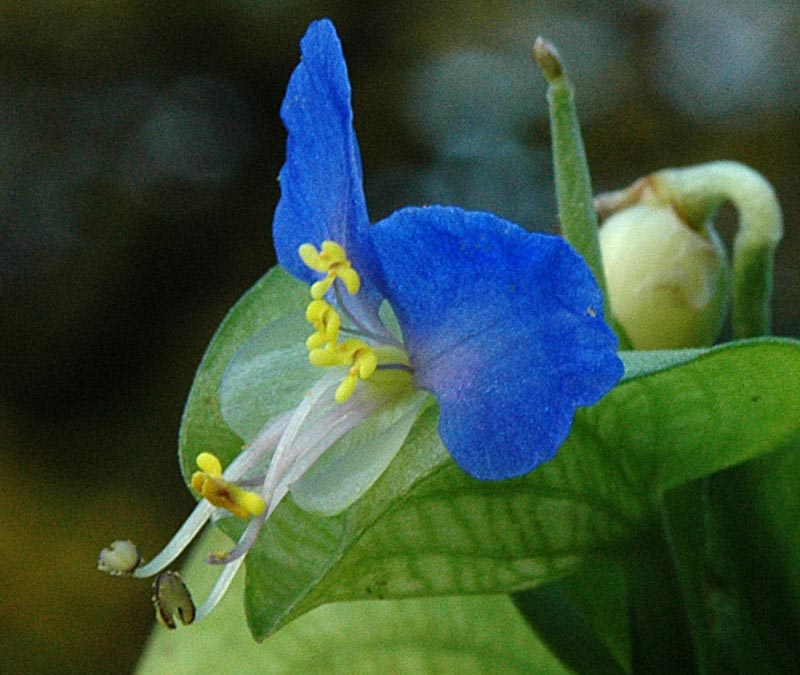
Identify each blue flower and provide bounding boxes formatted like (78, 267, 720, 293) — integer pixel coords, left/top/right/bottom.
(275, 19, 622, 480)
(98, 18, 622, 628)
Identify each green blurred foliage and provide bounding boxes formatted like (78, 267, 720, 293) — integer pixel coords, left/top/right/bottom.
(1, 1, 798, 672)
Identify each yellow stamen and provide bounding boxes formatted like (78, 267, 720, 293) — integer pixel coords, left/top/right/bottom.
(335, 374, 358, 403)
(305, 299, 341, 348)
(196, 451, 222, 476)
(309, 339, 378, 402)
(298, 240, 361, 299)
(309, 343, 348, 367)
(309, 277, 334, 300)
(334, 346, 378, 402)
(298, 241, 378, 402)
(190, 452, 265, 519)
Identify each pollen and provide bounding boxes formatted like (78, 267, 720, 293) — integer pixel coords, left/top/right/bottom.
(299, 240, 361, 299)
(190, 452, 266, 519)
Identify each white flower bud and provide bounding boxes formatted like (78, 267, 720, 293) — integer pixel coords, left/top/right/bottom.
(599, 204, 729, 349)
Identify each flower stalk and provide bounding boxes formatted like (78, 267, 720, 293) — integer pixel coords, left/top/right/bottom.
(533, 38, 630, 349)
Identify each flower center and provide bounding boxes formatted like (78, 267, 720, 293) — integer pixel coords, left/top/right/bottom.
(299, 240, 380, 402)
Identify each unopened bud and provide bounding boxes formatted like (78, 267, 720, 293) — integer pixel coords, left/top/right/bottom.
(599, 204, 729, 349)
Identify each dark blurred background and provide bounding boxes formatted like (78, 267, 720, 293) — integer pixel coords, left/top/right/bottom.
(1, 1, 797, 672)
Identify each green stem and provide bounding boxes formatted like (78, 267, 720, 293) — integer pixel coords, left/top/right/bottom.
(732, 241, 774, 338)
(661, 481, 736, 675)
(625, 528, 700, 675)
(652, 162, 782, 338)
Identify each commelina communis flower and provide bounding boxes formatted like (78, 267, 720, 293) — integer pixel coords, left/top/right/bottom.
(98, 18, 623, 628)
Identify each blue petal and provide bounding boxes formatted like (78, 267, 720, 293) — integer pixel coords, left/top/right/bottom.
(273, 20, 382, 326)
(369, 206, 623, 480)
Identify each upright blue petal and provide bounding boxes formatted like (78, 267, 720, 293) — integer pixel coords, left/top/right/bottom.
(273, 19, 382, 327)
(369, 206, 623, 480)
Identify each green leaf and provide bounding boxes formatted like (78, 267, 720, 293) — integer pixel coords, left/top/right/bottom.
(660, 481, 726, 674)
(618, 338, 800, 494)
(620, 348, 708, 381)
(137, 529, 571, 675)
(178, 266, 800, 642)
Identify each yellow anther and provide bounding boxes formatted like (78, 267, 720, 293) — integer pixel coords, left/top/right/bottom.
(305, 299, 341, 348)
(305, 332, 327, 350)
(309, 338, 378, 403)
(336, 267, 361, 295)
(298, 242, 333, 272)
(335, 374, 358, 403)
(190, 452, 265, 520)
(309, 343, 350, 367)
(196, 451, 222, 477)
(334, 347, 377, 403)
(309, 277, 335, 300)
(353, 349, 378, 379)
(298, 240, 361, 300)
(298, 241, 377, 402)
